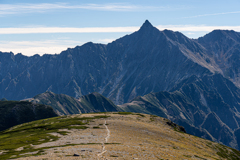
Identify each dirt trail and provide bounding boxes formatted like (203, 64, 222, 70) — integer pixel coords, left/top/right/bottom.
(97, 120, 110, 159)
(12, 113, 226, 160)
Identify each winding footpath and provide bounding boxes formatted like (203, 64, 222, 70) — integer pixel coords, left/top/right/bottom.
(97, 120, 110, 159)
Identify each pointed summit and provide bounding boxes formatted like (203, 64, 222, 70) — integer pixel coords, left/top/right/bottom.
(139, 20, 154, 30)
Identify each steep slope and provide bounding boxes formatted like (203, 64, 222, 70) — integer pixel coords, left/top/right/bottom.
(201, 112, 234, 146)
(0, 20, 211, 104)
(24, 70, 240, 149)
(0, 101, 57, 131)
(198, 30, 240, 85)
(121, 73, 240, 149)
(26, 73, 240, 150)
(26, 91, 91, 115)
(100, 20, 211, 104)
(78, 92, 123, 112)
(1, 113, 240, 160)
(26, 91, 122, 115)
(2, 20, 240, 150)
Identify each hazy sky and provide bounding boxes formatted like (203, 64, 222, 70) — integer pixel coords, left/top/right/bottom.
(0, 0, 240, 56)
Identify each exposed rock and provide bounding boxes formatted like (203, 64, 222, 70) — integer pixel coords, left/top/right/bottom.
(165, 120, 186, 133)
(1, 20, 240, 150)
(0, 20, 212, 104)
(78, 92, 123, 113)
(26, 91, 123, 115)
(120, 73, 240, 149)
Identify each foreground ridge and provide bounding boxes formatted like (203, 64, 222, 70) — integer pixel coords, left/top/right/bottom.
(0, 112, 239, 160)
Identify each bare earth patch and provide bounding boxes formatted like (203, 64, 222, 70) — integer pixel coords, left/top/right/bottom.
(14, 113, 239, 160)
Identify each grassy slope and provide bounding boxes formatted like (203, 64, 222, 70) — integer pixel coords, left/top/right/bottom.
(0, 114, 108, 159)
(0, 113, 239, 160)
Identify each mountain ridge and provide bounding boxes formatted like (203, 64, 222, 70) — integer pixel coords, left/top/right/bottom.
(0, 20, 215, 104)
(26, 91, 122, 115)
(1, 113, 240, 159)
(122, 73, 240, 149)
(24, 80, 240, 149)
(2, 20, 240, 149)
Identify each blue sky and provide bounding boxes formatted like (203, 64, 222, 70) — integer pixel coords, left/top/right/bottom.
(0, 0, 240, 56)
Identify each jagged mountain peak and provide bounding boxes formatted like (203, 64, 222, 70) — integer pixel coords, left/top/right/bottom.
(141, 20, 153, 27)
(138, 20, 158, 32)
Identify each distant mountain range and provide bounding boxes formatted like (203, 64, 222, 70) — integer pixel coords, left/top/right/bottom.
(1, 20, 240, 149)
(3, 20, 240, 104)
(27, 85, 240, 149)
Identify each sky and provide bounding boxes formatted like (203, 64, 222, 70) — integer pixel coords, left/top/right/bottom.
(0, 0, 240, 56)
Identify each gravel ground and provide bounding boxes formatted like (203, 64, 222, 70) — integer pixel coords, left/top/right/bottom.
(15, 113, 224, 160)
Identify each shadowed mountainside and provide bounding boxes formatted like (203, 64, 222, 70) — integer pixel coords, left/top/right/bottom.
(2, 20, 240, 150)
(0, 20, 225, 104)
(26, 91, 122, 115)
(198, 30, 240, 85)
(121, 73, 240, 149)
(0, 101, 57, 131)
(26, 81, 240, 150)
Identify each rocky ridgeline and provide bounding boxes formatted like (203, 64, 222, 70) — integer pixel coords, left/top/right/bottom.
(1, 20, 240, 149)
(2, 20, 240, 104)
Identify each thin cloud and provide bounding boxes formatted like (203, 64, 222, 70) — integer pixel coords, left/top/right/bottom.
(156, 25, 240, 32)
(1, 25, 240, 35)
(97, 38, 115, 44)
(2, 25, 240, 56)
(0, 27, 139, 34)
(183, 11, 240, 18)
(0, 40, 82, 56)
(0, 3, 160, 15)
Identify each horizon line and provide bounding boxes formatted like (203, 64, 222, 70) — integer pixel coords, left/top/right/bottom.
(0, 25, 240, 34)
